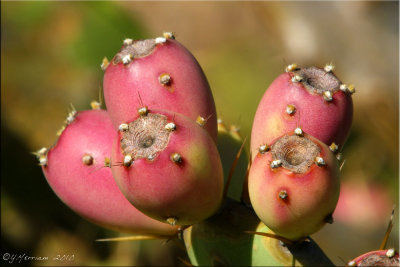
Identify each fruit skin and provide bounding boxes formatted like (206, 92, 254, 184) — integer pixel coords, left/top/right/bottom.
(251, 69, 353, 160)
(348, 249, 399, 266)
(111, 109, 224, 226)
(103, 37, 218, 141)
(248, 132, 340, 241)
(42, 110, 178, 235)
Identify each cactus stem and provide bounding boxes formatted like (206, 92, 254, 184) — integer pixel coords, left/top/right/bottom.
(294, 127, 303, 136)
(315, 156, 326, 166)
(100, 57, 109, 71)
(166, 217, 178, 226)
(258, 144, 270, 154)
(323, 91, 333, 102)
(286, 104, 296, 115)
(155, 37, 167, 44)
(123, 38, 133, 46)
(278, 190, 288, 200)
(285, 63, 299, 72)
(324, 63, 335, 73)
(329, 142, 339, 153)
(163, 32, 175, 39)
(82, 154, 94, 166)
(170, 153, 182, 164)
(118, 123, 129, 132)
(270, 159, 282, 169)
(159, 73, 172, 86)
(123, 154, 133, 167)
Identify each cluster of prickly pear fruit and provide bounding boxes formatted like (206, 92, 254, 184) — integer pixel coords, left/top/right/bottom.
(35, 32, 398, 266)
(248, 63, 356, 242)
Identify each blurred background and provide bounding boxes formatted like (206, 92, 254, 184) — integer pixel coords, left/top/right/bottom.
(1, 1, 398, 266)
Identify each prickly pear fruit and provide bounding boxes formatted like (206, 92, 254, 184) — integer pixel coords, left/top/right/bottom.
(103, 33, 218, 141)
(216, 120, 248, 202)
(251, 65, 353, 160)
(111, 107, 224, 226)
(39, 109, 178, 235)
(248, 129, 340, 241)
(184, 198, 334, 266)
(347, 248, 399, 267)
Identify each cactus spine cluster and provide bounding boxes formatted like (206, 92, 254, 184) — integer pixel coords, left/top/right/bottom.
(35, 33, 398, 266)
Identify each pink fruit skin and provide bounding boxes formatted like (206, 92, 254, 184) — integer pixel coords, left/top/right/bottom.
(350, 249, 399, 266)
(251, 72, 353, 159)
(111, 109, 223, 226)
(248, 133, 340, 241)
(42, 110, 178, 235)
(103, 39, 217, 141)
(333, 179, 393, 229)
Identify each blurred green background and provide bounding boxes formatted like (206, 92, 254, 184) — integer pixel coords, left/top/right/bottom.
(1, 1, 398, 266)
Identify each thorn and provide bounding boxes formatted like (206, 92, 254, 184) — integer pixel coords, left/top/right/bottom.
(324, 63, 335, 73)
(100, 57, 109, 71)
(155, 37, 167, 44)
(96, 234, 173, 242)
(196, 116, 207, 127)
(315, 156, 326, 167)
(294, 127, 303, 136)
(258, 144, 270, 154)
(217, 118, 228, 133)
(380, 207, 395, 250)
(347, 260, 356, 266)
(147, 154, 156, 161)
(291, 74, 303, 83)
(170, 153, 182, 164)
(347, 84, 356, 94)
(324, 213, 334, 224)
(118, 123, 129, 132)
(123, 38, 133, 46)
(286, 104, 296, 115)
(285, 63, 298, 72)
(270, 159, 282, 169)
(90, 100, 101, 110)
(159, 73, 171, 86)
(323, 91, 333, 102)
(56, 125, 66, 136)
(278, 190, 288, 200)
(65, 103, 77, 125)
(138, 106, 149, 116)
(163, 32, 175, 39)
(123, 154, 133, 167)
(336, 153, 343, 161)
(33, 147, 48, 166)
(82, 154, 94, 166)
(329, 142, 339, 153)
(386, 248, 395, 258)
(340, 83, 348, 92)
(104, 157, 111, 168)
(339, 159, 346, 171)
(166, 217, 177, 226)
(122, 54, 133, 65)
(164, 122, 176, 131)
(223, 136, 247, 200)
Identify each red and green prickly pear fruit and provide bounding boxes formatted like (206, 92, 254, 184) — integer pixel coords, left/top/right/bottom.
(37, 109, 178, 235)
(103, 32, 218, 142)
(347, 248, 399, 267)
(251, 64, 354, 160)
(111, 107, 224, 226)
(248, 129, 340, 241)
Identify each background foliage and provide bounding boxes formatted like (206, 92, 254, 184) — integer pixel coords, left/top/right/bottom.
(1, 1, 398, 266)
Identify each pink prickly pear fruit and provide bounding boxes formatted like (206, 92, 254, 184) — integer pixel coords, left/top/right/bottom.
(38, 109, 178, 235)
(347, 248, 399, 267)
(103, 33, 218, 142)
(111, 107, 224, 226)
(248, 129, 340, 241)
(251, 64, 353, 160)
